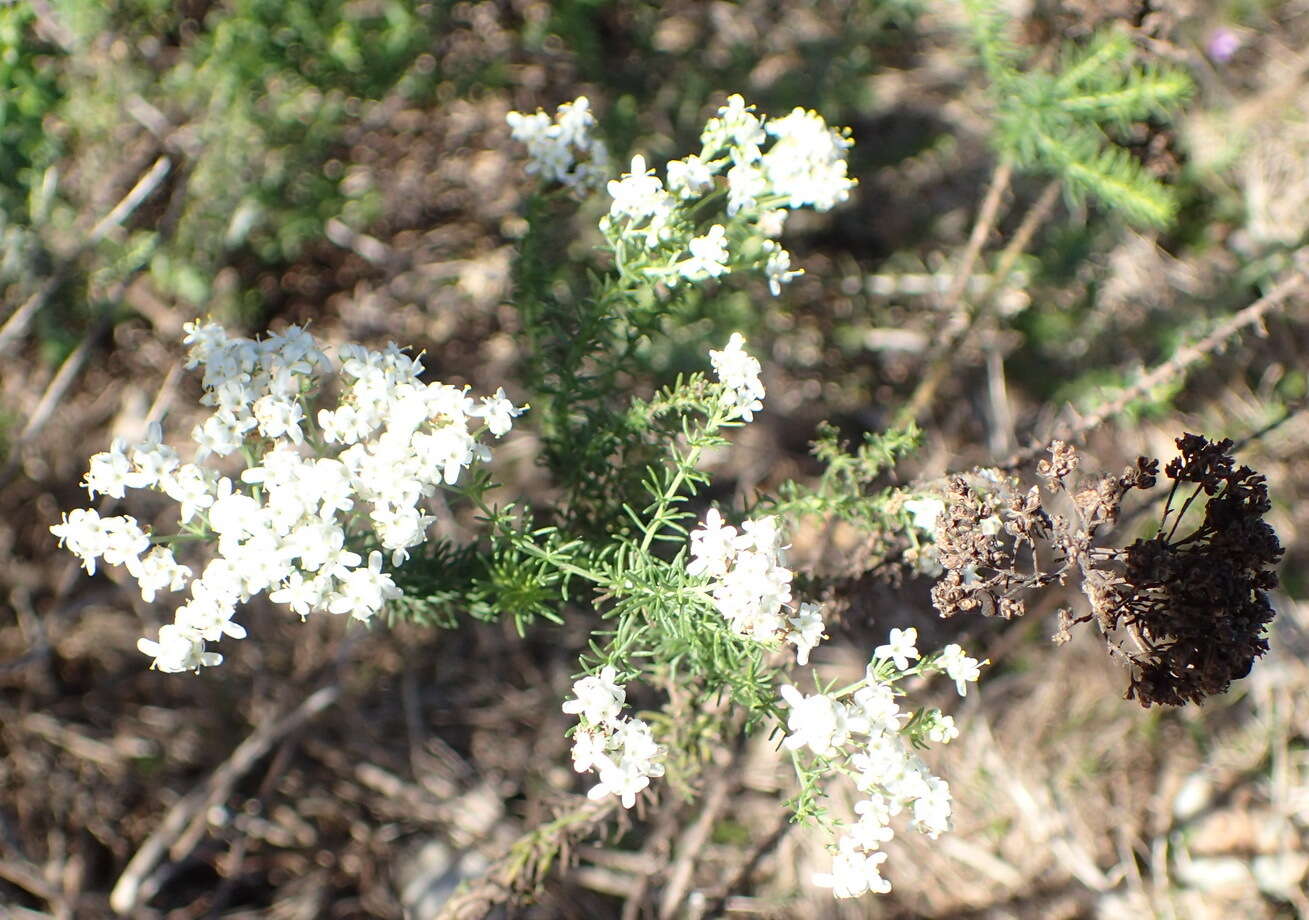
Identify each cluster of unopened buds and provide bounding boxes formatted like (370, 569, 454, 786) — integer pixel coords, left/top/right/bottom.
(563, 667, 666, 808)
(51, 321, 523, 673)
(782, 628, 985, 897)
(509, 93, 854, 297)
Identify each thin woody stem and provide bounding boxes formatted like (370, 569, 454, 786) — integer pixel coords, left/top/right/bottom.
(899, 173, 1060, 426)
(1001, 267, 1308, 469)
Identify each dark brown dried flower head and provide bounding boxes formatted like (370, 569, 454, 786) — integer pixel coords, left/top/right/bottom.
(1107, 435, 1283, 706)
(929, 434, 1282, 707)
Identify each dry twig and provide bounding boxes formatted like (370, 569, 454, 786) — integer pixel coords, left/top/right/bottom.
(1002, 267, 1308, 469)
(108, 684, 341, 915)
(901, 177, 1063, 425)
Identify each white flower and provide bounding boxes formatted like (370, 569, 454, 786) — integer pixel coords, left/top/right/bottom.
(137, 624, 222, 673)
(701, 94, 765, 159)
(666, 154, 715, 197)
(924, 712, 959, 744)
(328, 551, 400, 620)
(131, 546, 192, 603)
(162, 463, 215, 524)
(726, 162, 766, 216)
(779, 685, 864, 757)
(874, 627, 919, 672)
(570, 725, 609, 773)
(50, 508, 109, 573)
(562, 666, 626, 725)
(98, 514, 151, 570)
(911, 776, 952, 838)
(606, 155, 675, 242)
(585, 716, 666, 809)
(762, 242, 802, 296)
(269, 571, 326, 618)
(786, 602, 826, 666)
(59, 321, 513, 674)
(470, 387, 525, 437)
(589, 753, 654, 809)
(563, 669, 664, 810)
(687, 508, 738, 579)
(507, 96, 609, 191)
(83, 441, 133, 498)
(852, 682, 903, 734)
(761, 107, 855, 211)
(709, 333, 765, 422)
(851, 743, 910, 793)
(849, 799, 896, 851)
(937, 643, 985, 696)
(677, 224, 730, 282)
(813, 847, 891, 898)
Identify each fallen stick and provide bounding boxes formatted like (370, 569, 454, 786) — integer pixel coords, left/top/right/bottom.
(109, 683, 341, 915)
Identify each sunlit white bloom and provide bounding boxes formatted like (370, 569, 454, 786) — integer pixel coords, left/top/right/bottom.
(938, 643, 985, 696)
(137, 624, 222, 673)
(687, 509, 735, 578)
(563, 669, 664, 810)
(506, 96, 610, 191)
(470, 387, 526, 437)
(709, 333, 765, 422)
(562, 666, 626, 725)
(911, 776, 952, 838)
(58, 321, 511, 674)
(726, 162, 766, 216)
(852, 682, 904, 734)
(131, 546, 192, 603)
(851, 743, 910, 794)
(328, 551, 400, 620)
(589, 750, 657, 809)
(925, 712, 959, 744)
(50, 509, 126, 575)
(762, 242, 802, 296)
(779, 685, 866, 757)
(666, 154, 715, 197)
(813, 846, 891, 898)
(786, 602, 826, 665)
(701, 94, 766, 159)
(761, 107, 855, 211)
(570, 725, 609, 773)
(677, 225, 729, 282)
(269, 570, 326, 619)
(874, 627, 919, 671)
(83, 441, 133, 498)
(98, 515, 151, 570)
(606, 155, 675, 243)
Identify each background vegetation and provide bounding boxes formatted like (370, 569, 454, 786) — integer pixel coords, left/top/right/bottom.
(1, 0, 1307, 917)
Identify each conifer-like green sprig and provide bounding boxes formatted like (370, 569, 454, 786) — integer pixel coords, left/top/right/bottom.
(962, 0, 1192, 227)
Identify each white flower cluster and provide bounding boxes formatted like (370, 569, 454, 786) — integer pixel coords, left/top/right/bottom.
(51, 321, 524, 673)
(599, 94, 854, 295)
(562, 666, 666, 808)
(778, 628, 985, 899)
(708, 332, 765, 423)
(687, 509, 825, 665)
(506, 95, 611, 192)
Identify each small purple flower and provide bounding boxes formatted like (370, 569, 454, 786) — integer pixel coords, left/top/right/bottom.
(1207, 28, 1240, 63)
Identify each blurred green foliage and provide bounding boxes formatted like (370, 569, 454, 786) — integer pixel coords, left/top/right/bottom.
(0, 7, 63, 215)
